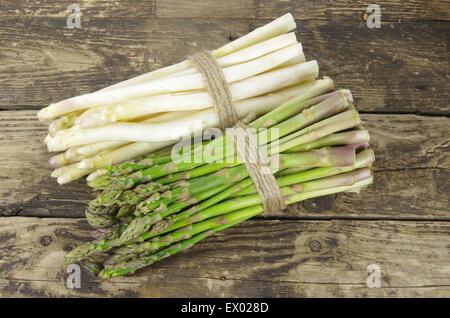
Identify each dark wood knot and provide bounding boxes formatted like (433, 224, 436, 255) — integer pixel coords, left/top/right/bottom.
(39, 235, 53, 247)
(309, 240, 322, 253)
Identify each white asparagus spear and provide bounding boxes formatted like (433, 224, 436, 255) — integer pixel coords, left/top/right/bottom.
(55, 80, 318, 183)
(44, 46, 305, 139)
(52, 44, 304, 127)
(162, 32, 298, 80)
(56, 141, 174, 184)
(76, 81, 320, 170)
(47, 62, 319, 151)
(56, 166, 94, 185)
(75, 81, 319, 169)
(66, 141, 125, 160)
(47, 74, 320, 152)
(103, 13, 297, 90)
(48, 111, 81, 136)
(49, 153, 71, 168)
(92, 32, 299, 97)
(44, 110, 166, 145)
(38, 14, 296, 120)
(71, 60, 318, 129)
(49, 141, 129, 168)
(65, 112, 193, 158)
(51, 162, 91, 179)
(214, 13, 296, 57)
(57, 79, 335, 183)
(46, 108, 163, 141)
(170, 51, 306, 82)
(86, 169, 107, 181)
(50, 76, 327, 168)
(48, 110, 197, 167)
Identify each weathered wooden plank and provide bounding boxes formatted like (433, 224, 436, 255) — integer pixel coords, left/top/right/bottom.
(0, 0, 156, 19)
(2, 0, 448, 22)
(156, 0, 256, 19)
(0, 17, 448, 114)
(303, 20, 449, 116)
(0, 217, 448, 297)
(0, 111, 93, 217)
(0, 17, 242, 110)
(0, 111, 448, 219)
(253, 0, 450, 22)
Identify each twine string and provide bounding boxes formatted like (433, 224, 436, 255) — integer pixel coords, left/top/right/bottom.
(188, 51, 238, 130)
(188, 51, 286, 214)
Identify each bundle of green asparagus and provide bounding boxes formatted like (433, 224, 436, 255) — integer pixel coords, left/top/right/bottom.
(37, 13, 325, 184)
(64, 81, 375, 278)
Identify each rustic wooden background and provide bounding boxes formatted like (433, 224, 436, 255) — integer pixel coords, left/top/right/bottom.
(0, 0, 449, 297)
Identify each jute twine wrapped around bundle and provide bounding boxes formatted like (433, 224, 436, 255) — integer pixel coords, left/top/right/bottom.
(188, 51, 286, 214)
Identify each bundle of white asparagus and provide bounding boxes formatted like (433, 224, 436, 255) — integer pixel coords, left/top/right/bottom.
(38, 13, 323, 184)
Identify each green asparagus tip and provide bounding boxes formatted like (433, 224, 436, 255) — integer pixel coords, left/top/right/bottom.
(85, 210, 117, 229)
(98, 267, 135, 278)
(80, 259, 104, 276)
(110, 175, 140, 190)
(116, 204, 133, 219)
(87, 175, 115, 189)
(92, 188, 124, 207)
(64, 243, 96, 266)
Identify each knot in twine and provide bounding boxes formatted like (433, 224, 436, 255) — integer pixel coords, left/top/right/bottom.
(188, 51, 286, 215)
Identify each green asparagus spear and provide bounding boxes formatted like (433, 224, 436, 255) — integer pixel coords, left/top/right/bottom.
(120, 147, 355, 242)
(98, 176, 373, 278)
(99, 209, 261, 278)
(131, 168, 372, 242)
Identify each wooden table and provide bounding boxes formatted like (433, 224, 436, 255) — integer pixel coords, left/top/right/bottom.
(0, 0, 449, 297)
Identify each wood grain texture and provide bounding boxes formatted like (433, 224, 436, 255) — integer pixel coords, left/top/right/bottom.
(253, 0, 450, 22)
(2, 0, 448, 21)
(0, 17, 448, 114)
(1, 0, 449, 298)
(0, 0, 156, 19)
(0, 111, 448, 219)
(0, 217, 448, 297)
